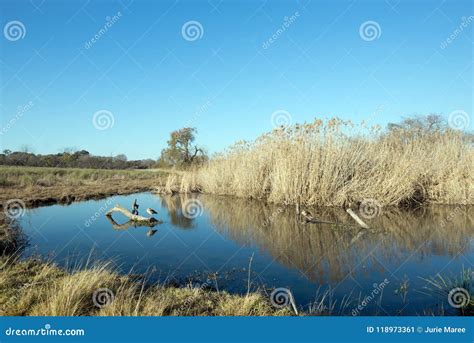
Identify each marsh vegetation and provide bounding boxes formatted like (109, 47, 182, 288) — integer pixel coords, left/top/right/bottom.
(0, 116, 472, 317)
(0, 166, 170, 207)
(180, 118, 473, 207)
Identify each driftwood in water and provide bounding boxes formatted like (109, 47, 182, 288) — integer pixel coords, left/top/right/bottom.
(106, 204, 160, 225)
(346, 209, 370, 229)
(349, 229, 367, 245)
(105, 214, 159, 230)
(301, 210, 346, 226)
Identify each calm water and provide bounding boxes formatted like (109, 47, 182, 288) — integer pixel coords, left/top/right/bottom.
(18, 193, 473, 315)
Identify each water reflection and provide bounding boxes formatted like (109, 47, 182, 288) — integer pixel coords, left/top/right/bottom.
(159, 195, 195, 229)
(20, 192, 473, 315)
(158, 194, 473, 284)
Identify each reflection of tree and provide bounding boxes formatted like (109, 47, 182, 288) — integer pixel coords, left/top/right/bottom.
(159, 195, 198, 229)
(199, 196, 474, 284)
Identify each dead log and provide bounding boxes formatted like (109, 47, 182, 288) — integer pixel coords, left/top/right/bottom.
(105, 215, 159, 230)
(106, 204, 159, 225)
(346, 209, 370, 229)
(301, 210, 343, 225)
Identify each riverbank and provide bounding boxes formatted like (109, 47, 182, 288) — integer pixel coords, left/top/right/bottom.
(0, 215, 291, 316)
(0, 257, 291, 316)
(0, 166, 293, 316)
(0, 166, 170, 208)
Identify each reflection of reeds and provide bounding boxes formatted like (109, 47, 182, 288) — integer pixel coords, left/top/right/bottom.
(197, 196, 474, 283)
(159, 194, 200, 229)
(185, 119, 473, 207)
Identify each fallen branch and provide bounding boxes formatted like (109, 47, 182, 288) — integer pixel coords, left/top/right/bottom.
(346, 209, 370, 229)
(106, 204, 160, 225)
(301, 210, 353, 227)
(105, 215, 159, 230)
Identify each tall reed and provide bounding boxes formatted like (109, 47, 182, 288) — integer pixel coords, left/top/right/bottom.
(190, 119, 473, 207)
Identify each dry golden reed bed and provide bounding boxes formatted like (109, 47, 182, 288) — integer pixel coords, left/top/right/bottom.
(181, 119, 473, 207)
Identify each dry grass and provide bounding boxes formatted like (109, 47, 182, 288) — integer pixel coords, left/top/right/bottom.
(0, 166, 172, 207)
(183, 119, 473, 207)
(0, 258, 291, 316)
(0, 217, 25, 256)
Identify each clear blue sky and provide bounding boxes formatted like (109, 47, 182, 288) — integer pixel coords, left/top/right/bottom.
(1, 0, 472, 160)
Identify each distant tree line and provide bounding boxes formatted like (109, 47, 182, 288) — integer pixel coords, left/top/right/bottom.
(1, 126, 209, 170)
(385, 114, 473, 143)
(0, 150, 156, 169)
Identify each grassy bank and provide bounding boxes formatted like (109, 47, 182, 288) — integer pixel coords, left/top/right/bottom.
(182, 119, 473, 207)
(0, 166, 292, 317)
(0, 258, 291, 316)
(0, 166, 171, 207)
